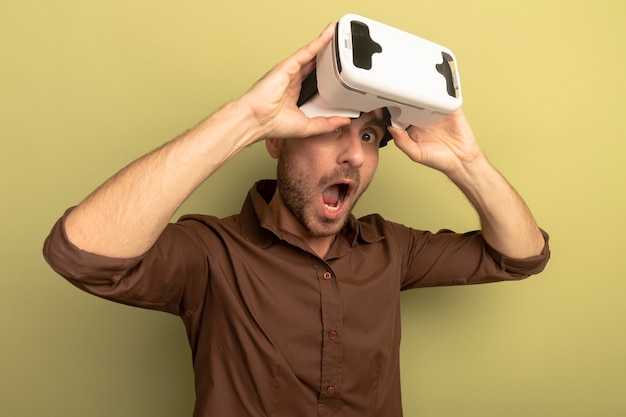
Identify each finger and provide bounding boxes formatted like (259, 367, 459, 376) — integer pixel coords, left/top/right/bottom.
(387, 125, 412, 145)
(269, 23, 334, 92)
(388, 126, 423, 161)
(291, 23, 335, 68)
(299, 58, 317, 80)
(302, 115, 350, 138)
(298, 23, 336, 81)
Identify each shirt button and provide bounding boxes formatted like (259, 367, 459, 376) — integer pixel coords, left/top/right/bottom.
(328, 330, 338, 340)
(326, 385, 336, 395)
(323, 272, 332, 280)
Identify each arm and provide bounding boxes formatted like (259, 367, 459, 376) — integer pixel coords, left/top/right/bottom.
(64, 23, 350, 258)
(388, 110, 545, 259)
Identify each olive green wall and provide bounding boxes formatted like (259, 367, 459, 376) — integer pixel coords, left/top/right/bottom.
(2, 0, 624, 416)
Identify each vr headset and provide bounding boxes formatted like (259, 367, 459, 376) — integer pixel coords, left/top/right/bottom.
(298, 14, 462, 147)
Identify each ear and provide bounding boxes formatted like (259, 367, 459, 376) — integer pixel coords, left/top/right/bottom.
(265, 137, 282, 159)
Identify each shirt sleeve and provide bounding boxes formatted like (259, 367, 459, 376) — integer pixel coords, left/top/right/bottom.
(396, 224, 550, 290)
(42, 208, 209, 316)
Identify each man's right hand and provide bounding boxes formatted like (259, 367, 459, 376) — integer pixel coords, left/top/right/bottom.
(61, 23, 350, 259)
(237, 23, 350, 143)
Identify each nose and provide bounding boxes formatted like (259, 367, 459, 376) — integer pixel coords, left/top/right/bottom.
(337, 128, 365, 167)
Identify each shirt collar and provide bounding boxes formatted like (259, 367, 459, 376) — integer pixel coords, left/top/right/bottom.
(239, 180, 384, 255)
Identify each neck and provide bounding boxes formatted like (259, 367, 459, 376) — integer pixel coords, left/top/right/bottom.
(268, 190, 335, 259)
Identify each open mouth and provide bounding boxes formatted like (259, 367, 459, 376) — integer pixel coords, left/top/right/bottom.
(322, 182, 351, 213)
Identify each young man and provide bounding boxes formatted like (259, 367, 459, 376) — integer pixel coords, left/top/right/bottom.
(43, 24, 550, 417)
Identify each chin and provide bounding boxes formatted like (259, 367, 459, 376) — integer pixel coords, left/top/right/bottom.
(307, 215, 350, 238)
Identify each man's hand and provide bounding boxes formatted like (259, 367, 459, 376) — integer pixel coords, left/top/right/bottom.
(388, 109, 481, 179)
(61, 23, 352, 259)
(389, 109, 546, 259)
(237, 23, 350, 142)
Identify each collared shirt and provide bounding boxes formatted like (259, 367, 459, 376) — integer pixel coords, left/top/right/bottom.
(43, 180, 550, 417)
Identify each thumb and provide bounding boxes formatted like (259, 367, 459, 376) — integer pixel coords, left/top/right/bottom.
(388, 125, 424, 162)
(300, 115, 351, 138)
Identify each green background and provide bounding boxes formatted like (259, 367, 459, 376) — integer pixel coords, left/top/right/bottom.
(2, 0, 625, 416)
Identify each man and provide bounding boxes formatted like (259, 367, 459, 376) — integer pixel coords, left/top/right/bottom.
(43, 23, 550, 416)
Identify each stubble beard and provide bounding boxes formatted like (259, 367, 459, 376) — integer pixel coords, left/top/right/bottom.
(276, 155, 367, 238)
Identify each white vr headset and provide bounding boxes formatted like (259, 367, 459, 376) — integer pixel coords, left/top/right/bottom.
(298, 14, 463, 147)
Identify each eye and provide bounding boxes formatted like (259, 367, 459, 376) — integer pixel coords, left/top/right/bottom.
(361, 130, 379, 144)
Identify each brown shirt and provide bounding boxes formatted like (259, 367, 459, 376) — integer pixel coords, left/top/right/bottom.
(43, 180, 550, 417)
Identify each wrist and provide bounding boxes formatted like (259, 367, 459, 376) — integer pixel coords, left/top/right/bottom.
(444, 151, 490, 187)
(203, 98, 266, 148)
